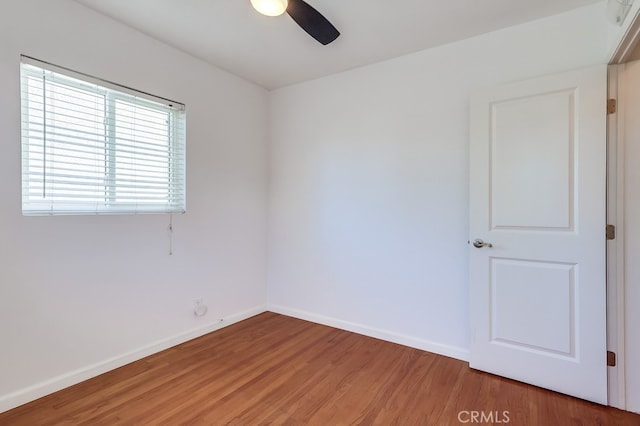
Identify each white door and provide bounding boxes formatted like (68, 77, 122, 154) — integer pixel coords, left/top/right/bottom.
(469, 65, 608, 404)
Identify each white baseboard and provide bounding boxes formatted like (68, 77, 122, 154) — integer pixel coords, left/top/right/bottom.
(0, 305, 267, 414)
(268, 304, 470, 362)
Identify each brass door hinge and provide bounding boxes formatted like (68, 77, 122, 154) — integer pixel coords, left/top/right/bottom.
(607, 351, 617, 367)
(608, 99, 617, 115)
(606, 224, 616, 240)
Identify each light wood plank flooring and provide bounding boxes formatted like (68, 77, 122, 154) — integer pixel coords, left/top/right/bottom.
(1, 312, 638, 425)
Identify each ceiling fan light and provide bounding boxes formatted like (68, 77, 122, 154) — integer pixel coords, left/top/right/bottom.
(250, 0, 288, 17)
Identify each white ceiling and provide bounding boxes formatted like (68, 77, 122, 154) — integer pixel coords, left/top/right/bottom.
(74, 0, 602, 89)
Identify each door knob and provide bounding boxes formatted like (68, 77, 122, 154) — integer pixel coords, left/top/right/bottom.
(472, 239, 493, 248)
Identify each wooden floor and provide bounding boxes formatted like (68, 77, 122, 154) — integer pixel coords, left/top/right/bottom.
(1, 313, 638, 425)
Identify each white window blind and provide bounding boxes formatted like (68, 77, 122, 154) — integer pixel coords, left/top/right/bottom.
(20, 56, 186, 215)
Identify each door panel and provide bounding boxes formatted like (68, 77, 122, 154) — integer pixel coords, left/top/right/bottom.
(469, 65, 607, 404)
(491, 90, 575, 230)
(491, 259, 575, 356)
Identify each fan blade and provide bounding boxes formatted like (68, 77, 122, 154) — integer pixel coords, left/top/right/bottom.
(286, 0, 339, 45)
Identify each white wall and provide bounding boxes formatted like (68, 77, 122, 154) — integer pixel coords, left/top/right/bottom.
(0, 0, 269, 412)
(267, 4, 609, 360)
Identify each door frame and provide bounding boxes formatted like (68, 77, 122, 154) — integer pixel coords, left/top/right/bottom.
(607, 4, 640, 409)
(606, 63, 626, 410)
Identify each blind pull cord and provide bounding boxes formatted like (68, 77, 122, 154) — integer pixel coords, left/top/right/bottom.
(169, 213, 173, 256)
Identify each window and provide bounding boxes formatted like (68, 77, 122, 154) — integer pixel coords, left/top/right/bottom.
(20, 56, 186, 215)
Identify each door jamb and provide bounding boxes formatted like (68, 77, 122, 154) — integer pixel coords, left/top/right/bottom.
(606, 5, 640, 409)
(606, 64, 626, 410)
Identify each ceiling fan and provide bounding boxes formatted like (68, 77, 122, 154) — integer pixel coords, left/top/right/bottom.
(250, 0, 340, 45)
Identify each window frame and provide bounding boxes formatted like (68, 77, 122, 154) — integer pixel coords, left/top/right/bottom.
(20, 56, 186, 216)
